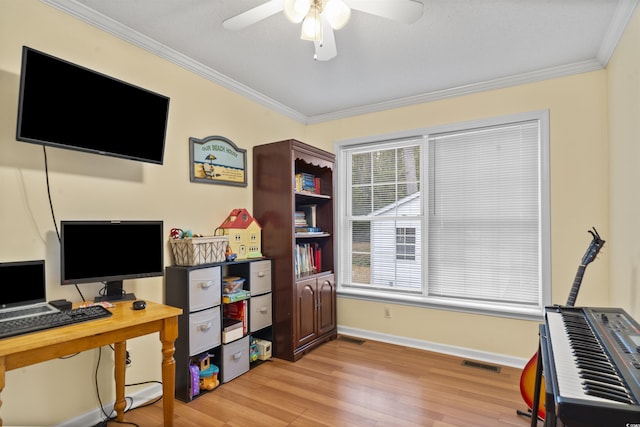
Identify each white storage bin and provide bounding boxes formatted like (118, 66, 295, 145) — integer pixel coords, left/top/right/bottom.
(188, 267, 221, 312)
(249, 260, 271, 296)
(250, 293, 272, 332)
(221, 336, 249, 383)
(189, 307, 221, 356)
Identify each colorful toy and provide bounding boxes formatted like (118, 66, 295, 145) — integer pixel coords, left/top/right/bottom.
(170, 228, 184, 239)
(217, 208, 262, 259)
(197, 354, 219, 391)
(250, 338, 259, 362)
(189, 364, 200, 397)
(225, 244, 237, 262)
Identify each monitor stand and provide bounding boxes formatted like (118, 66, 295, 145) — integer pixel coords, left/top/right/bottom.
(94, 280, 136, 303)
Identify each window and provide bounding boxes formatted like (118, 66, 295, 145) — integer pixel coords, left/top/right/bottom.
(336, 111, 550, 319)
(396, 228, 416, 261)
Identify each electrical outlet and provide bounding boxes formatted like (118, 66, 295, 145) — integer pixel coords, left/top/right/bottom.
(383, 306, 391, 319)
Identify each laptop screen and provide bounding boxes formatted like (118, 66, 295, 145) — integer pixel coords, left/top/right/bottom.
(0, 260, 46, 309)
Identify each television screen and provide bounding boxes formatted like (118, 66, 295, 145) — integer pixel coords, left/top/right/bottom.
(60, 220, 164, 301)
(16, 46, 169, 165)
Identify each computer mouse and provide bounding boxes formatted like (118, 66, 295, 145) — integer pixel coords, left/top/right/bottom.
(132, 300, 146, 310)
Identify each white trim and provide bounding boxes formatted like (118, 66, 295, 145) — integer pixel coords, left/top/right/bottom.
(597, 0, 639, 65)
(55, 383, 162, 427)
(40, 0, 307, 123)
(337, 325, 528, 369)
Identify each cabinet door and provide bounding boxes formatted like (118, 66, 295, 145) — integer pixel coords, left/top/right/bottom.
(295, 277, 318, 347)
(317, 274, 336, 336)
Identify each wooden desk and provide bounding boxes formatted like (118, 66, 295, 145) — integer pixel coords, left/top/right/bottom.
(0, 301, 182, 426)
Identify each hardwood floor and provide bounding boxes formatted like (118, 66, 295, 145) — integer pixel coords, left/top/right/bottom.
(114, 336, 534, 426)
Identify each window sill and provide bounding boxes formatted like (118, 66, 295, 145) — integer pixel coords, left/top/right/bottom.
(337, 288, 544, 322)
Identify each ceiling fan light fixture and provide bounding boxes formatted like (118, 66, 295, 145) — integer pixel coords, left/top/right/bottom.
(323, 0, 351, 30)
(283, 0, 311, 23)
(300, 6, 323, 41)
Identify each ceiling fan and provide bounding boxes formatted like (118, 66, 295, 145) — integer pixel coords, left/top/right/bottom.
(222, 0, 424, 61)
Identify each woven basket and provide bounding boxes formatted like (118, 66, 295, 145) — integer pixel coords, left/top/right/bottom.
(169, 236, 228, 266)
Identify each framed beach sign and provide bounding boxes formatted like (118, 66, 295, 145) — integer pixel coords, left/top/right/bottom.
(189, 135, 247, 187)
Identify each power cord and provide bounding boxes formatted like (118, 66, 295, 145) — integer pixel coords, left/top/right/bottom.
(93, 346, 163, 427)
(43, 146, 87, 302)
(43, 147, 150, 425)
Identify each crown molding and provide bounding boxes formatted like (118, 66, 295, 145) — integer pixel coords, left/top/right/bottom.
(42, 0, 638, 125)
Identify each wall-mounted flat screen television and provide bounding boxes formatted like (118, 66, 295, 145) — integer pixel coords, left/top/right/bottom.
(16, 46, 169, 165)
(60, 220, 164, 302)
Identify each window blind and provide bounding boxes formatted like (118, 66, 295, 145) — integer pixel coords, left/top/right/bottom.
(427, 121, 540, 306)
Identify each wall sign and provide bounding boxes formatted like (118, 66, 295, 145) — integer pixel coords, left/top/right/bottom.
(189, 135, 247, 187)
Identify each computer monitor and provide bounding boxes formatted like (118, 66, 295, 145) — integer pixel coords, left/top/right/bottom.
(16, 46, 169, 165)
(60, 220, 164, 302)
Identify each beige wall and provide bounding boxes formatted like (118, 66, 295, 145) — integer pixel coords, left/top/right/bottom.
(309, 72, 610, 359)
(0, 1, 304, 424)
(608, 3, 640, 316)
(1, 0, 633, 424)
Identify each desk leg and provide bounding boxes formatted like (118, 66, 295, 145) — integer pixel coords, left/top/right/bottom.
(114, 342, 127, 422)
(0, 356, 5, 427)
(160, 316, 178, 427)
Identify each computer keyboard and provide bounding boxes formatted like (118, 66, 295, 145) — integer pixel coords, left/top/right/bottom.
(0, 305, 112, 339)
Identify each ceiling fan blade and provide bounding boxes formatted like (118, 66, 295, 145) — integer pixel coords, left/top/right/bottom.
(222, 0, 283, 31)
(344, 0, 423, 24)
(314, 17, 337, 61)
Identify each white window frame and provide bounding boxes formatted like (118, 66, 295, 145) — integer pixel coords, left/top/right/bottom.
(335, 110, 551, 320)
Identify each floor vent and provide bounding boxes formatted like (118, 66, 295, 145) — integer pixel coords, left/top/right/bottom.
(338, 336, 365, 345)
(462, 360, 501, 373)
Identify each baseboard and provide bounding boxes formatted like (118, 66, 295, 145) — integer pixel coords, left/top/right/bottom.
(55, 383, 162, 427)
(337, 326, 528, 369)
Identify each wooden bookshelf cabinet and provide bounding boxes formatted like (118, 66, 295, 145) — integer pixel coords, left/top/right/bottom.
(253, 139, 337, 362)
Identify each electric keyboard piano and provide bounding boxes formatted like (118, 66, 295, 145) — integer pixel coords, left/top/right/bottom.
(538, 306, 640, 427)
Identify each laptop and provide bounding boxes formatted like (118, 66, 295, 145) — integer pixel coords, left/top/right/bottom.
(0, 260, 59, 322)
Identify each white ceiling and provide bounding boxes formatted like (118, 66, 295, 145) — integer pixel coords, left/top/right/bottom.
(44, 0, 637, 124)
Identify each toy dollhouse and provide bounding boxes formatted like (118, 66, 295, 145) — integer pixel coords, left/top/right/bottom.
(217, 208, 262, 259)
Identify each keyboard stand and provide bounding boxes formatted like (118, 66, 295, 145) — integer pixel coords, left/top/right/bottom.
(530, 335, 544, 427)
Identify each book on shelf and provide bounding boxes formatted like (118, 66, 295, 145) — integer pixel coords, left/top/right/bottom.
(223, 300, 248, 335)
(295, 173, 320, 193)
(295, 242, 322, 276)
(295, 211, 307, 226)
(298, 204, 317, 228)
(296, 227, 322, 233)
(222, 318, 243, 343)
(222, 317, 243, 332)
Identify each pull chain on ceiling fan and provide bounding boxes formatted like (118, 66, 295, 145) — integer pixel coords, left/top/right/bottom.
(222, 0, 423, 61)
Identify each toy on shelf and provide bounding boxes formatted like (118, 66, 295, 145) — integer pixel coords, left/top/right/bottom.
(189, 365, 200, 398)
(223, 276, 245, 294)
(197, 353, 219, 391)
(225, 244, 237, 262)
(216, 208, 262, 259)
(250, 337, 259, 362)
